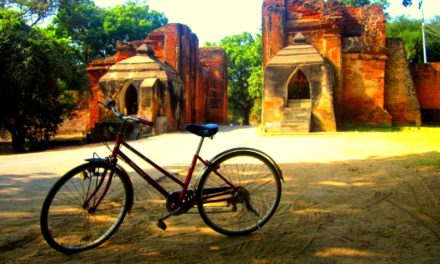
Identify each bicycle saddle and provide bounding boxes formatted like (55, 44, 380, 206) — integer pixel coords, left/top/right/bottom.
(184, 124, 219, 137)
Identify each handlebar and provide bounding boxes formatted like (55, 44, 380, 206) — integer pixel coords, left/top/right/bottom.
(101, 99, 154, 127)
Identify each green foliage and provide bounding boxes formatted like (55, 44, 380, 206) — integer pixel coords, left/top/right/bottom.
(0, 9, 87, 152)
(219, 33, 262, 125)
(424, 16, 440, 62)
(0, 0, 59, 26)
(203, 41, 217, 47)
(54, 0, 168, 62)
(341, 0, 389, 8)
(387, 16, 422, 61)
(387, 15, 440, 63)
(103, 3, 167, 41)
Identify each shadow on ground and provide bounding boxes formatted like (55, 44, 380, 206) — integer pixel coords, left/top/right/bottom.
(1, 152, 440, 263)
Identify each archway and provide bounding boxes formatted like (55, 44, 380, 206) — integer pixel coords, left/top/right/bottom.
(124, 85, 138, 115)
(262, 33, 337, 133)
(287, 69, 310, 100)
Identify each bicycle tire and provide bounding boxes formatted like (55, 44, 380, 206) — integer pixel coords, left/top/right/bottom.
(196, 148, 282, 236)
(40, 161, 132, 254)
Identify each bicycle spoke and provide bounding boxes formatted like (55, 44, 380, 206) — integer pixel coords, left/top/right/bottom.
(197, 150, 281, 236)
(41, 163, 130, 254)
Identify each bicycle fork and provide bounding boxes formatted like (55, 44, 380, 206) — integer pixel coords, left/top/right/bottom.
(83, 166, 115, 213)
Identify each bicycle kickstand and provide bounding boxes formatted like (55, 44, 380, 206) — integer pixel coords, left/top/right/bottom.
(156, 207, 184, 230)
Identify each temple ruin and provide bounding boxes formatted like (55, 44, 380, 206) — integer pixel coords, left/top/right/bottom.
(261, 0, 423, 133)
(58, 1, 440, 139)
(84, 23, 228, 138)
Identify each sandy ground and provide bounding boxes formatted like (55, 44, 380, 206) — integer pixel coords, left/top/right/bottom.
(1, 126, 440, 263)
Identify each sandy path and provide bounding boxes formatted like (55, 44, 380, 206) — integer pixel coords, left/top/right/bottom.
(1, 126, 440, 263)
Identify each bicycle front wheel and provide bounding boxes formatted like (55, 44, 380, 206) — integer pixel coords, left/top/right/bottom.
(40, 162, 132, 254)
(196, 148, 282, 236)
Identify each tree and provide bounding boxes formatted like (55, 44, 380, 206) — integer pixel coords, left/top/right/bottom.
(387, 16, 422, 61)
(387, 15, 440, 63)
(54, 0, 168, 62)
(342, 0, 390, 8)
(424, 16, 440, 62)
(0, 10, 87, 152)
(0, 0, 59, 26)
(218, 33, 262, 125)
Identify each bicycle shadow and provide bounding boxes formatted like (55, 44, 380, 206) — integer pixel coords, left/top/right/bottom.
(1, 152, 440, 263)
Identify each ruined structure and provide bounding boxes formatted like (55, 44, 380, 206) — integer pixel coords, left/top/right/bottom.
(84, 23, 228, 138)
(99, 44, 184, 133)
(261, 0, 421, 133)
(199, 47, 229, 124)
(412, 63, 440, 125)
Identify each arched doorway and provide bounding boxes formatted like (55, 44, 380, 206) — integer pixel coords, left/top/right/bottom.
(262, 33, 337, 133)
(124, 85, 138, 115)
(287, 69, 310, 100)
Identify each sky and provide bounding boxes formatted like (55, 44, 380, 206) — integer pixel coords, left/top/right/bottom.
(94, 0, 439, 45)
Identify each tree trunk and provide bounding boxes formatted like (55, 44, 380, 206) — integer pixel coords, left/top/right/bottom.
(241, 102, 254, 125)
(242, 111, 251, 125)
(10, 130, 26, 153)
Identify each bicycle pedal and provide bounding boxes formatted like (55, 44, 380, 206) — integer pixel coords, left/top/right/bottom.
(157, 220, 167, 230)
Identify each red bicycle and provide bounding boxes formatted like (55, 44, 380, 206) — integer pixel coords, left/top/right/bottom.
(40, 99, 283, 254)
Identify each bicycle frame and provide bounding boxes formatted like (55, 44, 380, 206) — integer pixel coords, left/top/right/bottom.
(98, 125, 237, 206)
(40, 99, 283, 254)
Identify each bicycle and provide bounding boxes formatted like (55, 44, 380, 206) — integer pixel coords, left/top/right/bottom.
(40, 99, 283, 254)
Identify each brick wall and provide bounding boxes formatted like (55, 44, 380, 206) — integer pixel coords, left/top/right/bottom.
(200, 47, 228, 124)
(412, 63, 440, 125)
(146, 24, 200, 124)
(412, 63, 440, 109)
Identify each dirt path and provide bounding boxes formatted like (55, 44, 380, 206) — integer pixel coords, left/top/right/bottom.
(1, 127, 440, 263)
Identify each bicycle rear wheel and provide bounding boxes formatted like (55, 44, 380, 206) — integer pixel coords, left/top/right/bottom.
(196, 148, 282, 236)
(40, 162, 132, 254)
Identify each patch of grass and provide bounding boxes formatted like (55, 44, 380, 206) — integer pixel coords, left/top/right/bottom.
(411, 154, 440, 167)
(339, 123, 396, 132)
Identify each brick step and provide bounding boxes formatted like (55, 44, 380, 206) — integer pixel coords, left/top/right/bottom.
(280, 124, 310, 133)
(281, 99, 311, 133)
(282, 121, 309, 126)
(285, 106, 311, 112)
(282, 121, 310, 127)
(287, 99, 312, 108)
(284, 111, 310, 118)
(282, 116, 310, 131)
(283, 113, 310, 123)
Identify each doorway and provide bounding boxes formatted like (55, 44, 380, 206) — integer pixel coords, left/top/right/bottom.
(124, 85, 138, 115)
(287, 69, 310, 101)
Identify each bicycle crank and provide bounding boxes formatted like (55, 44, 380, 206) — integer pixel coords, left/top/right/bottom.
(165, 189, 194, 214)
(157, 189, 195, 231)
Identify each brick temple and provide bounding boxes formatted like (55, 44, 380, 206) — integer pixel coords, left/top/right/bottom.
(261, 0, 428, 133)
(84, 23, 228, 137)
(59, 0, 440, 138)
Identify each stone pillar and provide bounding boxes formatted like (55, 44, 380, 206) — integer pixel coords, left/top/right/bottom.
(385, 39, 421, 126)
(86, 62, 116, 129)
(340, 4, 390, 126)
(262, 0, 285, 68)
(146, 24, 199, 125)
(200, 47, 228, 124)
(322, 34, 343, 123)
(342, 53, 391, 125)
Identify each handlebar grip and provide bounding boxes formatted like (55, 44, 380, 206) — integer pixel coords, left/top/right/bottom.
(104, 99, 116, 108)
(122, 115, 153, 127)
(100, 98, 153, 127)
